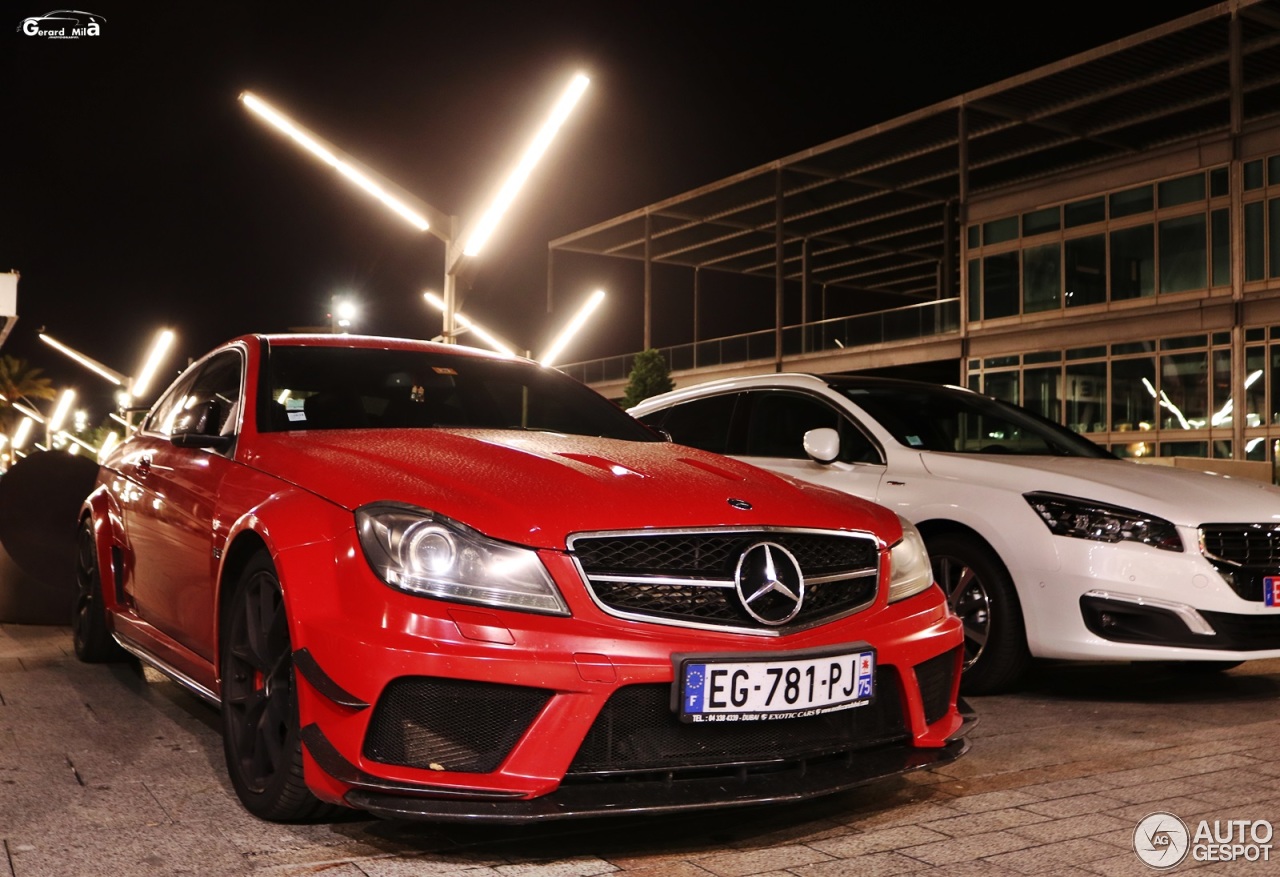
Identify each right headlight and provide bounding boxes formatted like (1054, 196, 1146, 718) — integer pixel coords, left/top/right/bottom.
(888, 516, 934, 603)
(1023, 492, 1182, 552)
(355, 502, 569, 615)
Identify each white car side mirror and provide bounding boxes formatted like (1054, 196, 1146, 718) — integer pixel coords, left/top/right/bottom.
(803, 427, 840, 464)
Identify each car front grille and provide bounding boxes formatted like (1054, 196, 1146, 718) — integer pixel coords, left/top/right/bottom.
(1199, 523, 1280, 601)
(569, 528, 880, 634)
(565, 667, 908, 778)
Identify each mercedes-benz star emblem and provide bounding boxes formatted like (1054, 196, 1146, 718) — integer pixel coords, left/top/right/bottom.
(734, 542, 805, 625)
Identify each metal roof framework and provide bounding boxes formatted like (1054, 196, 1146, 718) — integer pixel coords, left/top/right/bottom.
(549, 0, 1280, 349)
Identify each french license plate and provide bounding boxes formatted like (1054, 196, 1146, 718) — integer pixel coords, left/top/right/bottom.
(673, 645, 875, 723)
(1265, 576, 1280, 607)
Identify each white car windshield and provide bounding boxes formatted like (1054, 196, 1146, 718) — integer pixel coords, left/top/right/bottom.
(832, 381, 1112, 458)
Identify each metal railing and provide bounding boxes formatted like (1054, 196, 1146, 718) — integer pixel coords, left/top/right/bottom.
(559, 297, 960, 384)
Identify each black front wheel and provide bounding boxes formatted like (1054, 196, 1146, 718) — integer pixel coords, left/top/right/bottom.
(72, 520, 129, 663)
(220, 552, 337, 822)
(928, 532, 1031, 695)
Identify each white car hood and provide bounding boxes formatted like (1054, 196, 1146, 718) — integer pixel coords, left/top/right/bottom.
(915, 452, 1280, 527)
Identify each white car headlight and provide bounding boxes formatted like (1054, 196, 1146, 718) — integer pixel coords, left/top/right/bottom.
(1023, 492, 1183, 552)
(356, 503, 569, 615)
(888, 516, 934, 603)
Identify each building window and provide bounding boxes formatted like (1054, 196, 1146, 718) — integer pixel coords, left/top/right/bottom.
(1022, 243, 1061, 313)
(1158, 214, 1207, 293)
(1064, 234, 1106, 307)
(1065, 361, 1107, 433)
(1211, 208, 1230, 287)
(1246, 201, 1266, 280)
(1158, 173, 1205, 208)
(983, 216, 1018, 245)
(1111, 185, 1154, 218)
(1110, 225, 1155, 300)
(983, 252, 1020, 318)
(1022, 206, 1060, 236)
(1111, 358, 1157, 431)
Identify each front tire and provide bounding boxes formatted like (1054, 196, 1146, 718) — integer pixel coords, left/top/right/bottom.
(221, 552, 335, 822)
(72, 520, 129, 663)
(928, 532, 1031, 695)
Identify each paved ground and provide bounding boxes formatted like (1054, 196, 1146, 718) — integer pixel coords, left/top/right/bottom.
(2, 622, 1278, 877)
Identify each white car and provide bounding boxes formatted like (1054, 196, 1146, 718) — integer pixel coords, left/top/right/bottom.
(629, 374, 1280, 693)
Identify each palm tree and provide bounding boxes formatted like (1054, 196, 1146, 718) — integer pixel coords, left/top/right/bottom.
(0, 355, 57, 435)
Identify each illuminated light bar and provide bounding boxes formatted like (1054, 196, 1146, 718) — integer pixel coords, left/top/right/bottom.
(10, 400, 44, 423)
(423, 292, 517, 357)
(12, 417, 34, 450)
(462, 72, 589, 257)
(49, 389, 76, 433)
(240, 92, 430, 232)
(540, 289, 605, 367)
(39, 333, 125, 385)
(132, 329, 175, 399)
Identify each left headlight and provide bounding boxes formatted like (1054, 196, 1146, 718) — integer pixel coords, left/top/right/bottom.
(1023, 491, 1183, 552)
(888, 516, 934, 603)
(355, 502, 570, 615)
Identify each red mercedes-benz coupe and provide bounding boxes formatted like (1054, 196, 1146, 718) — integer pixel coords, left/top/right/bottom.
(75, 333, 970, 822)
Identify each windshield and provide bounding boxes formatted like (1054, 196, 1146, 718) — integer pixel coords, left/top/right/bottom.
(259, 345, 660, 442)
(834, 383, 1112, 458)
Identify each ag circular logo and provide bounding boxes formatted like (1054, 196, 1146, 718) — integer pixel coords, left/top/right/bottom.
(1134, 811, 1190, 869)
(734, 541, 804, 625)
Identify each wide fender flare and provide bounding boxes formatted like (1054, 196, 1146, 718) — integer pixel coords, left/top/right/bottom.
(215, 489, 352, 656)
(81, 482, 126, 610)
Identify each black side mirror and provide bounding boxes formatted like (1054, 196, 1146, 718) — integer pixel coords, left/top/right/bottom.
(169, 399, 234, 451)
(171, 431, 234, 451)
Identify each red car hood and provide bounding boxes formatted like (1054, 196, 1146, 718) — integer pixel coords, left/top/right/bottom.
(243, 429, 900, 550)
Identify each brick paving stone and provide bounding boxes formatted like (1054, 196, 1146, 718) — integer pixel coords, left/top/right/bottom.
(493, 859, 619, 877)
(789, 851, 931, 877)
(898, 831, 1040, 866)
(943, 790, 1047, 814)
(692, 845, 834, 877)
(921, 808, 1052, 837)
(984, 837, 1118, 874)
(1021, 794, 1131, 818)
(596, 863, 715, 877)
(1005, 813, 1134, 844)
(807, 824, 952, 857)
(1020, 776, 1118, 801)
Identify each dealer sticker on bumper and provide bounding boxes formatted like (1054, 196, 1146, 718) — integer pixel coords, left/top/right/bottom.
(674, 645, 875, 723)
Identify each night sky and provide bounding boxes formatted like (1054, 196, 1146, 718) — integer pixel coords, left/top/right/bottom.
(1, 0, 1219, 423)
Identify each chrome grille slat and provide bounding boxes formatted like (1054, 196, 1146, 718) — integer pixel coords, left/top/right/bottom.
(1199, 523, 1280, 601)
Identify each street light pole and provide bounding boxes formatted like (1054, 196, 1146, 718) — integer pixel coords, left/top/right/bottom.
(240, 72, 588, 345)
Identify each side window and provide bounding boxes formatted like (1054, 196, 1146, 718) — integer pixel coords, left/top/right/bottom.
(744, 391, 882, 464)
(650, 394, 739, 454)
(142, 373, 197, 436)
(148, 351, 243, 439)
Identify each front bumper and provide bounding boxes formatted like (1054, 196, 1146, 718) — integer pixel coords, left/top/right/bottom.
(337, 728, 972, 823)
(1017, 528, 1280, 662)
(1081, 591, 1280, 652)
(276, 537, 968, 821)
